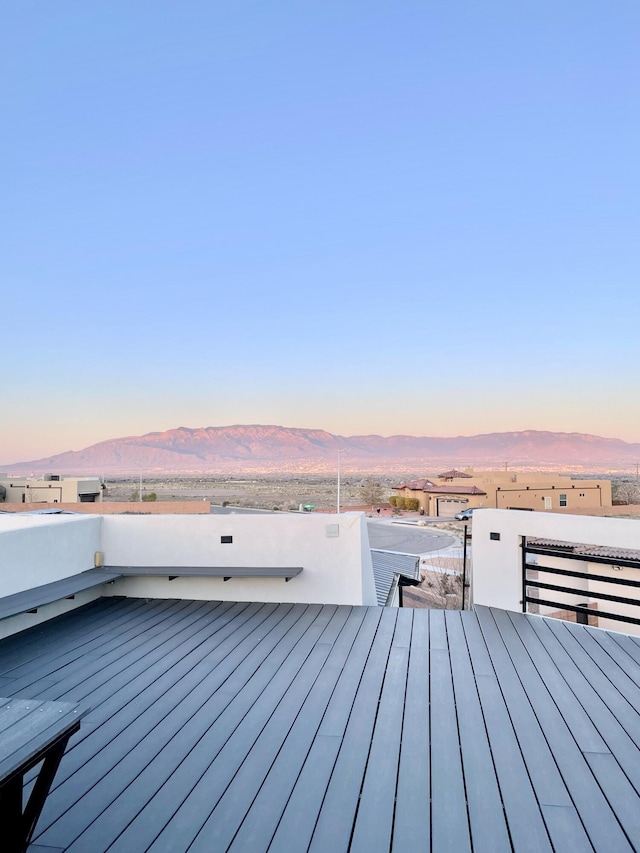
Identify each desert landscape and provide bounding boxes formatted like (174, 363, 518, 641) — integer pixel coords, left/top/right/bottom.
(102, 474, 396, 511)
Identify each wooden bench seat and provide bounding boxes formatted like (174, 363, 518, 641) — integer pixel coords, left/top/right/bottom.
(101, 565, 304, 582)
(0, 569, 123, 622)
(0, 565, 304, 623)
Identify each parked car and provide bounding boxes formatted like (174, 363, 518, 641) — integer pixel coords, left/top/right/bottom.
(454, 507, 475, 521)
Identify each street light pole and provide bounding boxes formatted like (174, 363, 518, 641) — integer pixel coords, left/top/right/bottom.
(133, 461, 143, 502)
(337, 449, 346, 515)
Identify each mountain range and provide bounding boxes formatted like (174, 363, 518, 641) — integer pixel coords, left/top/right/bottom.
(3, 425, 640, 476)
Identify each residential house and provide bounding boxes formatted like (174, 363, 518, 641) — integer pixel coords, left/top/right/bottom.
(0, 472, 103, 504)
(394, 468, 611, 516)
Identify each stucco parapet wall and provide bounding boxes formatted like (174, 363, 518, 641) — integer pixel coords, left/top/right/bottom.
(0, 502, 211, 514)
(0, 511, 377, 617)
(471, 509, 640, 613)
(542, 505, 640, 518)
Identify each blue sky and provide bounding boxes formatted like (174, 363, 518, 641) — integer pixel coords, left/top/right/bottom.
(2, 1, 639, 463)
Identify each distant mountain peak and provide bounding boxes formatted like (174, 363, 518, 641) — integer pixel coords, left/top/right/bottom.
(3, 424, 639, 476)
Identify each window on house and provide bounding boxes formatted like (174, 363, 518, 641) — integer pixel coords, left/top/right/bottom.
(559, 494, 567, 507)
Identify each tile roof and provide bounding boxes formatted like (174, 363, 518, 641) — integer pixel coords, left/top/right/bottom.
(2, 597, 639, 851)
(528, 538, 640, 564)
(392, 478, 435, 490)
(393, 481, 486, 495)
(422, 484, 486, 495)
(438, 469, 472, 479)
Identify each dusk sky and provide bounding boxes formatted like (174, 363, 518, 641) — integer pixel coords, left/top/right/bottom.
(2, 1, 640, 464)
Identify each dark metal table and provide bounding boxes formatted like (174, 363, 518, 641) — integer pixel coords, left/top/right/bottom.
(0, 697, 86, 852)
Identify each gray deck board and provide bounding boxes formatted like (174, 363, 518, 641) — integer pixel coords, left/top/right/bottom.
(308, 609, 398, 852)
(0, 597, 634, 851)
(0, 596, 139, 674)
(474, 607, 591, 851)
(63, 603, 327, 851)
(40, 603, 313, 849)
(139, 605, 338, 853)
(268, 607, 383, 851)
(429, 610, 472, 853)
(488, 607, 633, 852)
(349, 624, 410, 852)
(227, 607, 369, 851)
(609, 629, 640, 668)
(590, 630, 640, 690)
(190, 607, 357, 852)
(519, 614, 640, 796)
(8, 599, 212, 694)
(2, 596, 177, 682)
(445, 612, 512, 853)
(38, 601, 267, 795)
(560, 619, 640, 708)
(391, 610, 430, 852)
(462, 613, 553, 851)
(543, 617, 640, 749)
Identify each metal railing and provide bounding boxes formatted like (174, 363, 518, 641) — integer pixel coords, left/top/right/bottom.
(521, 537, 640, 627)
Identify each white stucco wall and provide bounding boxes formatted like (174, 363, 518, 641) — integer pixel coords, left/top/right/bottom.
(0, 514, 102, 597)
(472, 509, 640, 614)
(100, 512, 376, 606)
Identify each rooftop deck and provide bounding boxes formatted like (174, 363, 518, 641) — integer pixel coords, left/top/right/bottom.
(1, 597, 639, 851)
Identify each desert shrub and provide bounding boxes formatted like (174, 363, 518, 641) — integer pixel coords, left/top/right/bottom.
(395, 497, 406, 510)
(142, 492, 157, 502)
(359, 479, 384, 506)
(405, 498, 419, 511)
(388, 496, 398, 507)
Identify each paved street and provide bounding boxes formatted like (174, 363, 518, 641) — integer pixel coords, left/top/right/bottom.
(367, 520, 455, 554)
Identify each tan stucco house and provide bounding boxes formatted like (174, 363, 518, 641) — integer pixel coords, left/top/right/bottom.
(393, 469, 612, 517)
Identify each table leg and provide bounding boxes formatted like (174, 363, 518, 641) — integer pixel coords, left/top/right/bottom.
(0, 774, 24, 853)
(22, 735, 72, 849)
(0, 731, 74, 853)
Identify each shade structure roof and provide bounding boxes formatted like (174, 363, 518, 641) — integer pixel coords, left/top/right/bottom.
(2, 597, 640, 851)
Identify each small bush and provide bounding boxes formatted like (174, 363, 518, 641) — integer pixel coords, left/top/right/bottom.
(395, 497, 406, 510)
(388, 496, 398, 507)
(405, 498, 420, 511)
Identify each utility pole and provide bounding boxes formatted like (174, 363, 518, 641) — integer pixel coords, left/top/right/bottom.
(337, 449, 346, 514)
